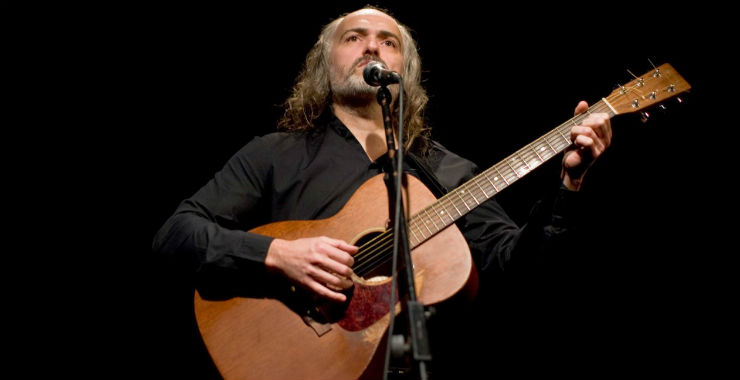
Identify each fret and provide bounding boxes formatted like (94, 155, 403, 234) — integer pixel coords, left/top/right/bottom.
(542, 137, 557, 154)
(516, 152, 531, 170)
(429, 202, 449, 226)
(433, 201, 455, 224)
(493, 165, 509, 186)
(462, 188, 480, 206)
(414, 214, 432, 240)
(423, 208, 440, 232)
(409, 227, 420, 246)
(455, 190, 471, 211)
(531, 144, 544, 162)
(473, 177, 489, 198)
(505, 159, 520, 179)
(411, 222, 426, 241)
(521, 151, 541, 173)
(556, 128, 571, 145)
(548, 132, 567, 151)
(439, 205, 455, 224)
(483, 171, 499, 192)
(510, 157, 527, 178)
(447, 196, 463, 216)
(421, 219, 434, 236)
(415, 220, 428, 239)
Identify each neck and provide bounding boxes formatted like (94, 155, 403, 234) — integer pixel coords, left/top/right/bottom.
(332, 101, 393, 162)
(332, 102, 383, 130)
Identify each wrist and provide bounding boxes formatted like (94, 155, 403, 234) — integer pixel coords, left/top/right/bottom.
(265, 238, 286, 270)
(561, 169, 585, 191)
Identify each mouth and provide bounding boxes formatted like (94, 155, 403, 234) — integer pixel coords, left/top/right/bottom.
(356, 60, 372, 69)
(355, 56, 383, 70)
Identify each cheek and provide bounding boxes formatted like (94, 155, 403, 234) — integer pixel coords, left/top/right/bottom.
(390, 59, 405, 76)
(330, 50, 357, 71)
(384, 51, 404, 73)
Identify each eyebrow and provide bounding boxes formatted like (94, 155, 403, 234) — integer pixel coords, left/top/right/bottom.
(339, 27, 401, 44)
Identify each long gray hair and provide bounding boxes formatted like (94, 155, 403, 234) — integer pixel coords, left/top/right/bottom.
(277, 8, 431, 156)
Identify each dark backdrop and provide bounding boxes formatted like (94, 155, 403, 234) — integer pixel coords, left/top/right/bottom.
(62, 2, 730, 378)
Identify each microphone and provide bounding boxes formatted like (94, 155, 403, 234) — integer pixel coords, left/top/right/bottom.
(363, 61, 402, 86)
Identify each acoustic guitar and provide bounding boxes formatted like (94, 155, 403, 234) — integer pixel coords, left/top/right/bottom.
(193, 63, 690, 379)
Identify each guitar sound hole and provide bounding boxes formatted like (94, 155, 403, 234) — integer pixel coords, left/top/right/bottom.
(353, 230, 393, 280)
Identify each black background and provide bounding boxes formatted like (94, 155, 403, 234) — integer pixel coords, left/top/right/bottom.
(29, 2, 732, 378)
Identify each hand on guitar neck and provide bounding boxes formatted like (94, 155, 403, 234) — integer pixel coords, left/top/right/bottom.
(561, 100, 613, 191)
(265, 236, 358, 302)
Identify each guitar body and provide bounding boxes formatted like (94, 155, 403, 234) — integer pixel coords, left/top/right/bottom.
(194, 174, 475, 380)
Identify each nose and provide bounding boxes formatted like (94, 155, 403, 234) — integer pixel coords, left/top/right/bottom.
(363, 37, 380, 56)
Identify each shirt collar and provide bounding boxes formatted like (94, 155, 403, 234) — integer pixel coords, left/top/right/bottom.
(326, 112, 354, 140)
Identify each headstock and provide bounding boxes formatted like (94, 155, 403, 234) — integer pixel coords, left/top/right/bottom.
(606, 63, 691, 116)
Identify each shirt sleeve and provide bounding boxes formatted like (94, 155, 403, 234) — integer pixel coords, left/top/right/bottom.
(425, 142, 583, 276)
(152, 136, 275, 291)
(461, 184, 582, 274)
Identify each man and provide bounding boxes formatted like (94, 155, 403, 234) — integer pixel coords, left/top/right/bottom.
(153, 6, 611, 378)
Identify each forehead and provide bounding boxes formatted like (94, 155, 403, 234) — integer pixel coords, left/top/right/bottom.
(334, 9, 401, 38)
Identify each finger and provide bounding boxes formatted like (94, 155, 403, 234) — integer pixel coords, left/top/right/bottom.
(582, 114, 611, 138)
(306, 247, 354, 278)
(571, 124, 610, 147)
(307, 281, 347, 302)
(325, 246, 356, 267)
(319, 255, 354, 278)
(323, 237, 359, 254)
(597, 117, 613, 146)
(574, 134, 605, 159)
(310, 268, 354, 290)
(570, 125, 598, 142)
(318, 237, 357, 267)
(580, 119, 612, 150)
(573, 134, 594, 149)
(574, 100, 589, 116)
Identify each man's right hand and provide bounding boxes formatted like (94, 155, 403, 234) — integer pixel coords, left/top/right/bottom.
(265, 237, 358, 302)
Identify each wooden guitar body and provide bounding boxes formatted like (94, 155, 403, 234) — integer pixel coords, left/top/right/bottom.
(194, 174, 475, 379)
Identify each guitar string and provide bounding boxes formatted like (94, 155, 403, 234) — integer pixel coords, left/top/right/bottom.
(398, 75, 676, 239)
(406, 100, 614, 238)
(354, 230, 393, 270)
(428, 101, 612, 220)
(352, 100, 617, 276)
(352, 96, 626, 277)
(353, 230, 394, 276)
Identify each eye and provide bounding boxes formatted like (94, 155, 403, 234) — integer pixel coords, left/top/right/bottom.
(346, 35, 360, 42)
(382, 40, 397, 48)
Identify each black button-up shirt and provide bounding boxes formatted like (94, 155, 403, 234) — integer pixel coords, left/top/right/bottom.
(153, 114, 581, 291)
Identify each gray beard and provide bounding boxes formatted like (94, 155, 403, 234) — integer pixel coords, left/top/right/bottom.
(330, 68, 377, 104)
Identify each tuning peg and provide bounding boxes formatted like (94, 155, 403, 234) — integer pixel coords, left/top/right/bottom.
(676, 97, 683, 104)
(640, 111, 650, 123)
(658, 104, 668, 112)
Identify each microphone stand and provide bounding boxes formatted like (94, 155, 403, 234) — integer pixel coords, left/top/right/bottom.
(376, 85, 431, 380)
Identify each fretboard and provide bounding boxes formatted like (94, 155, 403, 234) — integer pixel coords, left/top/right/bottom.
(406, 99, 616, 248)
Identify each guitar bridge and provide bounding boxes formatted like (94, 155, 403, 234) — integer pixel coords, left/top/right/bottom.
(301, 314, 333, 337)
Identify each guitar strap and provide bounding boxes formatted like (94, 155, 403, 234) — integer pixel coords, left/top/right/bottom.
(407, 153, 450, 199)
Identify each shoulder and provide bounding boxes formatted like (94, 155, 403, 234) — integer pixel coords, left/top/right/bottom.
(426, 140, 479, 172)
(236, 129, 319, 157)
(421, 140, 480, 189)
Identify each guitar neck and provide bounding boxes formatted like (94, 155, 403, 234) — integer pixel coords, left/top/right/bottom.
(405, 62, 691, 249)
(406, 99, 616, 248)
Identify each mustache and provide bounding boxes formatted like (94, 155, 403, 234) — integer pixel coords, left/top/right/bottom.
(351, 55, 386, 72)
